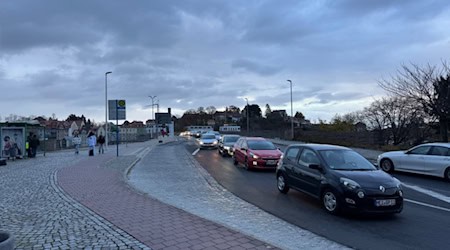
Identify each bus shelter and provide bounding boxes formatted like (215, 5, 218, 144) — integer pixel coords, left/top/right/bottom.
(0, 121, 45, 159)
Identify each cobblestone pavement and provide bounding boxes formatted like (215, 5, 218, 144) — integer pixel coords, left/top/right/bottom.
(0, 149, 149, 249)
(129, 140, 347, 250)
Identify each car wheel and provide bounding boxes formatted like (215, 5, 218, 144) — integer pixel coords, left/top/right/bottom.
(322, 189, 340, 215)
(445, 167, 450, 181)
(233, 155, 238, 165)
(244, 157, 250, 170)
(277, 174, 290, 194)
(380, 158, 394, 173)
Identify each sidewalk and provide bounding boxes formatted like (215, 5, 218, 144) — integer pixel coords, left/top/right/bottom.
(57, 138, 279, 249)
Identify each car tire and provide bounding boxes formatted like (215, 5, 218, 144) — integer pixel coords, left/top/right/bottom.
(445, 167, 450, 181)
(380, 158, 394, 173)
(244, 157, 250, 171)
(233, 156, 238, 165)
(322, 189, 341, 215)
(277, 174, 290, 194)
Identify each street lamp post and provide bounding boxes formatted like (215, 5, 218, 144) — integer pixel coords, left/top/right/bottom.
(149, 95, 157, 139)
(287, 80, 294, 140)
(105, 71, 112, 148)
(149, 95, 157, 120)
(245, 98, 249, 136)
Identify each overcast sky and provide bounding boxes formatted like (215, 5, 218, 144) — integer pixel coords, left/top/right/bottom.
(1, 0, 449, 124)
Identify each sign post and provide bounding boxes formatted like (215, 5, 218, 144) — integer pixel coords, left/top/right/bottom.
(108, 99, 126, 157)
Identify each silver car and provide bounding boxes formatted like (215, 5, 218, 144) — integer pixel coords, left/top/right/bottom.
(377, 142, 450, 181)
(197, 133, 218, 149)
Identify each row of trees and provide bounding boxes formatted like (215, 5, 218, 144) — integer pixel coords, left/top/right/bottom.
(326, 63, 450, 145)
(182, 63, 449, 145)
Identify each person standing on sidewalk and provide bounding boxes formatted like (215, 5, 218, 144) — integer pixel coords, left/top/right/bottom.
(97, 134, 105, 154)
(87, 131, 97, 156)
(72, 132, 81, 154)
(30, 134, 40, 158)
(26, 132, 33, 158)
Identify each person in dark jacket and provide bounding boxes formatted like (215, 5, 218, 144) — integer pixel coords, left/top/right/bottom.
(30, 134, 40, 158)
(97, 135, 105, 154)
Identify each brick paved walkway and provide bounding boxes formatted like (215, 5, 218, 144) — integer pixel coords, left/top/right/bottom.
(57, 145, 278, 250)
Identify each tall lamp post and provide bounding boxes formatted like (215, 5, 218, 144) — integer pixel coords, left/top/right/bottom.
(149, 95, 157, 120)
(149, 95, 157, 139)
(245, 98, 249, 136)
(287, 80, 294, 140)
(105, 71, 112, 148)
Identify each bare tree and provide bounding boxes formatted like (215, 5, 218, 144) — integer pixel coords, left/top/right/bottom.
(362, 97, 427, 145)
(205, 106, 216, 115)
(264, 104, 272, 118)
(379, 63, 450, 142)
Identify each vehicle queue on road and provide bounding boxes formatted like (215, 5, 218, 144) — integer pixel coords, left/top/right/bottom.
(181, 130, 450, 216)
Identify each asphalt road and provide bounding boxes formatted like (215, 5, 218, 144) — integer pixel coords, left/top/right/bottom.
(184, 137, 450, 250)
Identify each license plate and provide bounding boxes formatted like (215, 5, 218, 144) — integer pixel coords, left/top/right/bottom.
(266, 160, 277, 165)
(375, 199, 396, 207)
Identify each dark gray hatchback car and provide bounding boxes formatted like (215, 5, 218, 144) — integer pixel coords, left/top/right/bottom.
(217, 134, 240, 156)
(276, 144, 403, 215)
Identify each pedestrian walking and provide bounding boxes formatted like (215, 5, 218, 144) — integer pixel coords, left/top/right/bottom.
(72, 132, 81, 155)
(30, 134, 40, 158)
(97, 134, 105, 154)
(87, 131, 97, 156)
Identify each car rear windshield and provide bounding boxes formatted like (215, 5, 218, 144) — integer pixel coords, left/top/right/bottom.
(319, 149, 376, 170)
(248, 140, 276, 150)
(223, 136, 239, 143)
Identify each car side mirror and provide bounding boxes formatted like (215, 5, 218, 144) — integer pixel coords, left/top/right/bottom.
(309, 164, 321, 170)
(373, 162, 379, 169)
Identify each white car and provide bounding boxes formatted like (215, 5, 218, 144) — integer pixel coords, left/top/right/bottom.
(377, 142, 450, 180)
(197, 133, 218, 149)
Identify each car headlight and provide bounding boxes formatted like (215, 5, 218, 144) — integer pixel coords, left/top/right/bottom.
(340, 178, 360, 190)
(224, 146, 230, 150)
(249, 152, 259, 159)
(213, 141, 218, 145)
(199, 141, 204, 145)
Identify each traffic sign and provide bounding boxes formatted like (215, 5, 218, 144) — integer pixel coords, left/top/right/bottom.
(109, 100, 126, 120)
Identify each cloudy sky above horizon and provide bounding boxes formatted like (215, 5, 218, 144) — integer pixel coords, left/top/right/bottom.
(1, 0, 450, 124)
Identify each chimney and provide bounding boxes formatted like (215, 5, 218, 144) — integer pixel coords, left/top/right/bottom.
(168, 108, 171, 115)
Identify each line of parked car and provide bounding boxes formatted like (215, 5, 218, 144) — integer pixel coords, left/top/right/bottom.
(183, 131, 450, 216)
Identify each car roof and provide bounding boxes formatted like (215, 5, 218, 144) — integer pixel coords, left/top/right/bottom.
(243, 137, 267, 141)
(287, 143, 351, 151)
(416, 142, 450, 148)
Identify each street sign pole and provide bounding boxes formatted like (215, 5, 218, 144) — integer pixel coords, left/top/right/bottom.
(116, 100, 119, 157)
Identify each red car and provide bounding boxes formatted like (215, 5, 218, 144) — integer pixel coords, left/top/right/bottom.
(233, 137, 283, 170)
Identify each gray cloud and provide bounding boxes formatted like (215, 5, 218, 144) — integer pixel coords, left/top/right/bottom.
(1, 0, 449, 122)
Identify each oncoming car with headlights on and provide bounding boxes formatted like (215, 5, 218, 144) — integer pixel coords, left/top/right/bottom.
(218, 134, 240, 156)
(197, 133, 218, 149)
(276, 144, 403, 215)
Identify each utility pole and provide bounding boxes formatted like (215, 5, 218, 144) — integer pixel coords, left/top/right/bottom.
(245, 98, 249, 136)
(287, 80, 294, 140)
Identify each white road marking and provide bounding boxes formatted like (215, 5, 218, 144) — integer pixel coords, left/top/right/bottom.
(405, 199, 450, 212)
(402, 183, 450, 204)
(192, 148, 200, 155)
